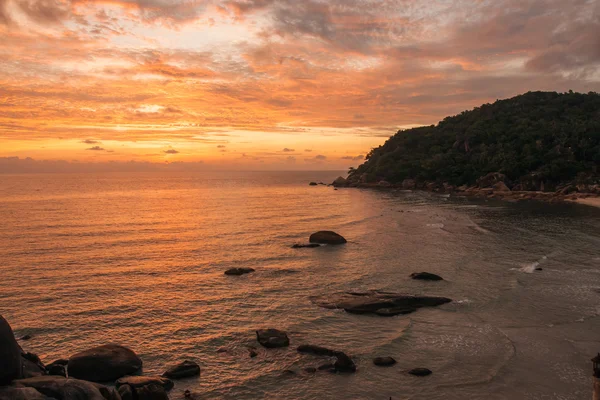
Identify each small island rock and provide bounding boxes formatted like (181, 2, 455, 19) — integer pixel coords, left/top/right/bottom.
(309, 231, 347, 245)
(256, 329, 289, 348)
(162, 361, 200, 380)
(224, 267, 255, 276)
(373, 357, 396, 367)
(67, 344, 142, 382)
(410, 272, 443, 281)
(333, 352, 356, 373)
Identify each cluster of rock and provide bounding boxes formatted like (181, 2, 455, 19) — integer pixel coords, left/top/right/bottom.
(0, 315, 200, 400)
(337, 172, 600, 203)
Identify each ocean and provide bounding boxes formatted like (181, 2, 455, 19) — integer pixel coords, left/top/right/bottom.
(1, 171, 600, 399)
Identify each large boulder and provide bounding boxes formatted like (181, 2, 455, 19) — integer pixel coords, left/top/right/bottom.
(0, 386, 51, 400)
(308, 231, 347, 245)
(331, 176, 347, 187)
(256, 329, 289, 348)
(410, 272, 443, 281)
(312, 291, 451, 316)
(15, 376, 116, 400)
(20, 353, 45, 379)
(162, 360, 200, 379)
(68, 344, 142, 382)
(0, 315, 22, 385)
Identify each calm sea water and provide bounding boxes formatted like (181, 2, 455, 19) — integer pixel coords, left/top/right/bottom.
(1, 171, 600, 400)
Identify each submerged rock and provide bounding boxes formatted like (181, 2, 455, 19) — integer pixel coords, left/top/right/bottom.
(373, 357, 396, 367)
(67, 344, 142, 382)
(312, 290, 451, 316)
(256, 329, 289, 348)
(0, 315, 22, 385)
(408, 368, 432, 376)
(297, 344, 337, 357)
(291, 243, 321, 248)
(116, 375, 173, 391)
(224, 267, 255, 276)
(162, 361, 200, 380)
(410, 272, 443, 281)
(309, 231, 347, 245)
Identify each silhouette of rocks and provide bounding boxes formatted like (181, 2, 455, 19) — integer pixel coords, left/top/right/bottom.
(68, 344, 142, 382)
(410, 272, 443, 281)
(0, 315, 21, 385)
(15, 376, 119, 400)
(20, 353, 45, 379)
(256, 329, 289, 348)
(162, 361, 200, 380)
(224, 268, 255, 276)
(309, 231, 347, 245)
(332, 176, 347, 187)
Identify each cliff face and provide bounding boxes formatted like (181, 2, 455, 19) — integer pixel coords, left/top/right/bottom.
(347, 91, 600, 191)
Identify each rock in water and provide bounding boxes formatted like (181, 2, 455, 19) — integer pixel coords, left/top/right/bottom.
(116, 376, 174, 391)
(297, 344, 337, 356)
(291, 243, 321, 248)
(410, 272, 443, 281)
(308, 231, 347, 245)
(256, 329, 290, 348)
(309, 182, 318, 186)
(0, 315, 22, 385)
(332, 176, 347, 187)
(133, 383, 169, 400)
(224, 267, 255, 276)
(373, 357, 396, 367)
(312, 290, 451, 316)
(333, 352, 356, 373)
(162, 361, 200, 379)
(15, 376, 116, 400)
(67, 344, 142, 382)
(408, 368, 432, 376)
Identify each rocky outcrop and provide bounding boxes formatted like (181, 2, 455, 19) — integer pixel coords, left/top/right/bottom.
(308, 231, 347, 245)
(224, 267, 255, 276)
(256, 329, 289, 348)
(312, 291, 451, 316)
(15, 376, 117, 400)
(162, 361, 200, 380)
(0, 315, 22, 385)
(373, 357, 396, 367)
(67, 344, 142, 382)
(410, 272, 443, 281)
(332, 176, 347, 187)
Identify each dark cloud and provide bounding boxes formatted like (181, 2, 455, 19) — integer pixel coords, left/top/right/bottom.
(314, 154, 327, 160)
(86, 146, 105, 151)
(341, 154, 364, 160)
(164, 149, 179, 154)
(304, 149, 312, 152)
(81, 139, 99, 144)
(282, 147, 295, 152)
(217, 144, 226, 148)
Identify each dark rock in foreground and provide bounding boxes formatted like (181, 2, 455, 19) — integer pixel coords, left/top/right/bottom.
(68, 344, 142, 382)
(15, 376, 119, 400)
(0, 385, 49, 400)
(21, 353, 45, 379)
(116, 375, 174, 391)
(163, 360, 200, 380)
(408, 367, 432, 376)
(410, 272, 443, 281)
(291, 243, 321, 248)
(224, 267, 255, 276)
(373, 357, 396, 367)
(256, 329, 289, 348)
(312, 290, 451, 316)
(0, 315, 22, 385)
(309, 231, 347, 245)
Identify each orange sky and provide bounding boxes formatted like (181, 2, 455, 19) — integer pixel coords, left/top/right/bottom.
(1, 0, 599, 171)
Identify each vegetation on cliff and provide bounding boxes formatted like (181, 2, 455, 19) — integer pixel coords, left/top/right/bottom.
(348, 91, 600, 190)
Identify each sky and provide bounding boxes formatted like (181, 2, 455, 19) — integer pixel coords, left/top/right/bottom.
(1, 0, 599, 171)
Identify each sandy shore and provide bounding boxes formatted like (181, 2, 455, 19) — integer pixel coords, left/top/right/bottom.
(571, 197, 600, 208)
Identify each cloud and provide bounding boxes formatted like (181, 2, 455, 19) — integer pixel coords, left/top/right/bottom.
(281, 147, 295, 152)
(86, 146, 105, 151)
(304, 149, 312, 152)
(314, 154, 327, 160)
(341, 154, 364, 160)
(217, 145, 226, 148)
(81, 139, 99, 144)
(164, 149, 179, 154)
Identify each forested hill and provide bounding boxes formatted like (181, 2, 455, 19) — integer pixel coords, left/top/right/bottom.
(347, 91, 600, 191)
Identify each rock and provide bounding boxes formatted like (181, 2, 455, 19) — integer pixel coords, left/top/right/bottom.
(332, 176, 347, 187)
(134, 383, 169, 400)
(0, 386, 51, 400)
(249, 350, 258, 358)
(48, 359, 68, 366)
(291, 243, 321, 248)
(303, 367, 317, 373)
(317, 363, 335, 371)
(308, 231, 347, 245)
(45, 364, 66, 377)
(281, 370, 296, 376)
(476, 172, 507, 188)
(92, 383, 122, 400)
(15, 376, 113, 400)
(309, 182, 318, 186)
(312, 291, 451, 316)
(256, 329, 289, 348)
(402, 179, 416, 190)
(0, 315, 22, 385)
(216, 347, 228, 353)
(20, 353, 45, 379)
(224, 267, 255, 276)
(373, 357, 396, 367)
(333, 352, 356, 373)
(118, 384, 134, 400)
(19, 335, 32, 341)
(410, 272, 443, 281)
(493, 181, 511, 192)
(116, 375, 174, 391)
(162, 360, 200, 379)
(67, 344, 142, 382)
(535, 267, 543, 271)
(297, 344, 336, 357)
(378, 180, 391, 187)
(408, 368, 432, 376)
